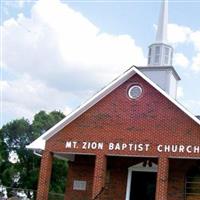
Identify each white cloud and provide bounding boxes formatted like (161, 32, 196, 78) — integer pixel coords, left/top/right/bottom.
(190, 31, 200, 72)
(2, 0, 146, 90)
(190, 31, 200, 51)
(168, 24, 191, 44)
(174, 53, 189, 68)
(168, 24, 200, 73)
(1, 0, 146, 124)
(192, 53, 200, 72)
(1, 77, 72, 123)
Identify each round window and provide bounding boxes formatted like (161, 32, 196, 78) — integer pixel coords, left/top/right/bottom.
(128, 85, 143, 99)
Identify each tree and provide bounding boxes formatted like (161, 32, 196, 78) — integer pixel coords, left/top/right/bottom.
(0, 129, 11, 197)
(0, 110, 67, 199)
(32, 110, 65, 137)
(0, 128, 8, 176)
(0, 118, 34, 197)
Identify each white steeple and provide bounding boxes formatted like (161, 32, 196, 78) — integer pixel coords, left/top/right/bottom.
(156, 0, 168, 43)
(147, 0, 173, 67)
(139, 0, 180, 99)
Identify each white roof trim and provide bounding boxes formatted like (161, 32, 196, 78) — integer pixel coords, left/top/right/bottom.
(26, 66, 200, 150)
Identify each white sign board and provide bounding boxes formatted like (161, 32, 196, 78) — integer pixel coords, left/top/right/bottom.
(73, 180, 87, 191)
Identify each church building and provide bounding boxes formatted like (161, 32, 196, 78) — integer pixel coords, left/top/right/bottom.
(27, 0, 200, 200)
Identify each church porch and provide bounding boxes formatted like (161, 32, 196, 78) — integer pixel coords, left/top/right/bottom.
(36, 152, 200, 200)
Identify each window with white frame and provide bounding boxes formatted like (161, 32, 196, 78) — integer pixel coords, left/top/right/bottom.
(164, 47, 170, 65)
(148, 47, 152, 65)
(154, 46, 161, 64)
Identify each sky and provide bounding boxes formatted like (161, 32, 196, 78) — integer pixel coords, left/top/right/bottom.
(1, 0, 200, 127)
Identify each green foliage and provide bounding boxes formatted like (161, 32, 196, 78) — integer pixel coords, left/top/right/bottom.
(32, 110, 65, 138)
(50, 158, 68, 193)
(2, 118, 30, 150)
(0, 129, 9, 176)
(0, 110, 67, 198)
(1, 118, 39, 190)
(0, 129, 8, 162)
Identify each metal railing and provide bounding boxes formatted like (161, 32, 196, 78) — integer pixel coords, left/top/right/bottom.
(185, 176, 200, 200)
(92, 187, 106, 200)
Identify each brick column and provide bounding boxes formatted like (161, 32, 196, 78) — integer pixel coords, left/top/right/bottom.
(156, 157, 169, 200)
(92, 154, 107, 199)
(36, 150, 53, 200)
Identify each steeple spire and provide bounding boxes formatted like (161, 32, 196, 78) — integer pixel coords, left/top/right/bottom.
(156, 0, 168, 43)
(139, 0, 180, 99)
(147, 0, 173, 67)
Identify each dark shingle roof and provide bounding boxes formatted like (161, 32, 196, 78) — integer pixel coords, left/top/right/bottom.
(196, 116, 200, 120)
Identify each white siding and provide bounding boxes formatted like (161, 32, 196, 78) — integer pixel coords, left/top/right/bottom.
(139, 68, 178, 99)
(168, 72, 177, 99)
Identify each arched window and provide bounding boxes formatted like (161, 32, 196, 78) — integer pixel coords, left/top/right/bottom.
(185, 164, 200, 199)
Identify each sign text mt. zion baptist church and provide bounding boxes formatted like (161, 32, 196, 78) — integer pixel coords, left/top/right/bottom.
(65, 140, 200, 154)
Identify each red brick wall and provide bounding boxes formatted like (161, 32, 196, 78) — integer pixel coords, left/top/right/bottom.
(168, 159, 199, 200)
(65, 155, 95, 200)
(46, 74, 200, 159)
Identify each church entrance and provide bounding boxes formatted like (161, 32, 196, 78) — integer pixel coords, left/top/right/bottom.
(129, 171, 156, 200)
